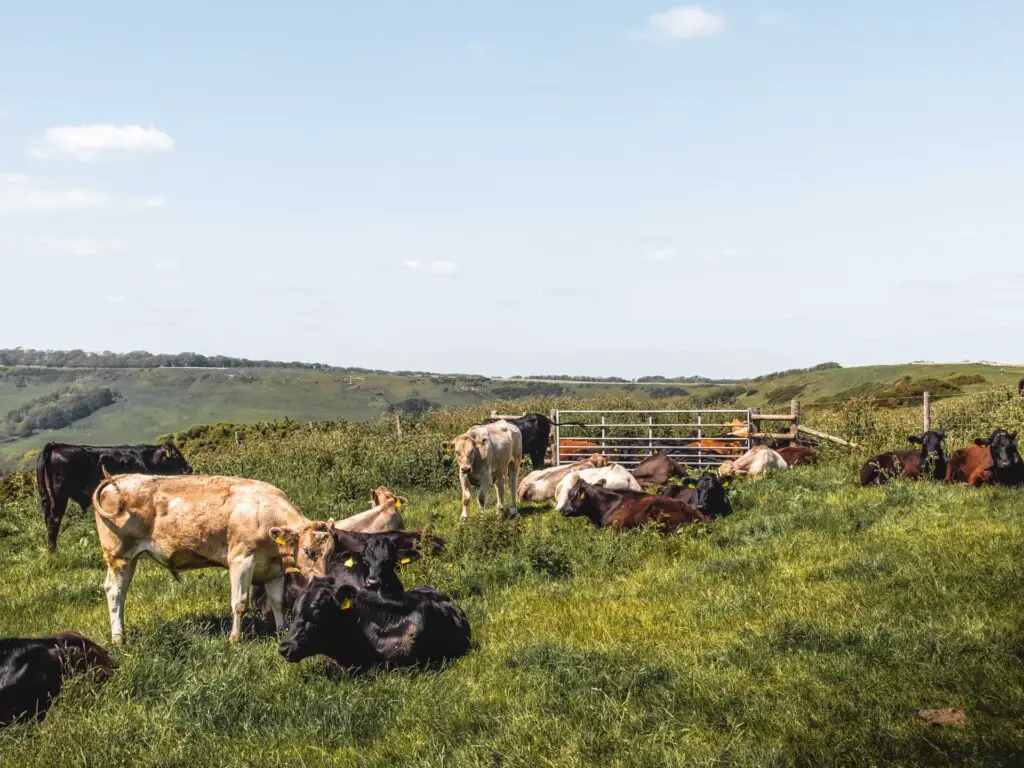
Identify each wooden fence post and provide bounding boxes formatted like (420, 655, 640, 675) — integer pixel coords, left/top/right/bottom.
(395, 413, 402, 438)
(790, 400, 800, 442)
(923, 391, 931, 433)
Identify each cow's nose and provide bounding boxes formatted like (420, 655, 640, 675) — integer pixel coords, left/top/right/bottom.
(277, 641, 294, 659)
(365, 577, 381, 590)
(460, 466, 471, 474)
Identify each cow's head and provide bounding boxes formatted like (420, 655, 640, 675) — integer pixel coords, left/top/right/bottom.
(278, 578, 353, 663)
(451, 434, 486, 476)
(559, 478, 603, 518)
(152, 443, 192, 475)
(335, 530, 420, 594)
(269, 519, 336, 578)
(975, 430, 1022, 472)
(718, 460, 737, 478)
(681, 473, 732, 518)
(913, 434, 942, 462)
(371, 485, 407, 509)
(585, 453, 609, 468)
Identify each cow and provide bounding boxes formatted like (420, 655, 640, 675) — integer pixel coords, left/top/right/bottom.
(333, 493, 405, 533)
(859, 431, 947, 486)
(482, 414, 580, 470)
(776, 445, 816, 467)
(631, 452, 689, 486)
(0, 632, 113, 726)
(36, 442, 192, 553)
(557, 439, 604, 463)
(278, 579, 472, 670)
(254, 528, 440, 624)
(946, 430, 1023, 487)
(681, 438, 746, 457)
(659, 473, 733, 518)
(554, 464, 642, 511)
(718, 446, 789, 478)
(443, 421, 522, 520)
(559, 478, 709, 533)
(517, 454, 608, 503)
(92, 474, 323, 645)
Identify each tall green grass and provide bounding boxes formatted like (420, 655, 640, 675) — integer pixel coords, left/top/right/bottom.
(0, 395, 1022, 766)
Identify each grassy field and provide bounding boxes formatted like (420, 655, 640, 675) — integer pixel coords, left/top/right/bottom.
(2, 360, 1023, 472)
(0, 395, 1022, 766)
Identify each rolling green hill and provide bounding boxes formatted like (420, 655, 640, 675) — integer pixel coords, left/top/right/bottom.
(2, 357, 1022, 471)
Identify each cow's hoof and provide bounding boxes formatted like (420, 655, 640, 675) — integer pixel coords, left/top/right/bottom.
(228, 633, 242, 645)
(111, 635, 124, 646)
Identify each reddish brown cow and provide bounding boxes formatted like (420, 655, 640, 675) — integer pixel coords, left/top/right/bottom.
(558, 478, 708, 534)
(777, 446, 816, 467)
(946, 430, 1023, 487)
(557, 439, 604, 463)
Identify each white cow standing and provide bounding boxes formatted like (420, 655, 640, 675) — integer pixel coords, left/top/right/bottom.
(445, 420, 523, 520)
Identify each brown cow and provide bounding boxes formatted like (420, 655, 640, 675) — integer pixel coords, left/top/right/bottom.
(776, 446, 816, 466)
(557, 439, 604, 463)
(558, 478, 708, 533)
(859, 431, 946, 486)
(946, 430, 1023, 487)
(92, 474, 324, 644)
(631, 452, 689, 485)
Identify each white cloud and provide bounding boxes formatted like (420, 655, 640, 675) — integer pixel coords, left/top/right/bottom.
(153, 258, 179, 271)
(402, 260, 459, 275)
(103, 294, 127, 304)
(644, 5, 725, 40)
(697, 248, 740, 264)
(0, 173, 108, 212)
(644, 248, 676, 262)
(135, 196, 166, 209)
(29, 124, 174, 161)
(37, 236, 131, 257)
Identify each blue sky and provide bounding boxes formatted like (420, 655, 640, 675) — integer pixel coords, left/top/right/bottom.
(1, 1, 1022, 377)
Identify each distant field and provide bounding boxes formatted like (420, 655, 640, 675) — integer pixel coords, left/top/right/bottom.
(2, 361, 1022, 471)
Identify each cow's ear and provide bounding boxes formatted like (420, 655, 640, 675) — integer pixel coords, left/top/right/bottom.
(683, 477, 697, 488)
(974, 438, 990, 447)
(1010, 432, 1018, 442)
(339, 551, 358, 569)
(269, 527, 297, 550)
(334, 584, 356, 610)
(935, 431, 945, 440)
(719, 477, 732, 488)
(397, 548, 420, 566)
(907, 436, 922, 445)
(594, 478, 608, 487)
(441, 441, 453, 452)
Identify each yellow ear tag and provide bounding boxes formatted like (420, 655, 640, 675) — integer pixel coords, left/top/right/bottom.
(395, 499, 403, 509)
(400, 557, 412, 565)
(578, 490, 585, 500)
(344, 557, 355, 568)
(340, 598, 352, 611)
(274, 536, 287, 546)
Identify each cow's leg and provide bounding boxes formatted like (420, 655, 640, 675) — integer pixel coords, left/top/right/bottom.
(508, 460, 519, 515)
(264, 576, 286, 631)
(459, 473, 472, 522)
(477, 470, 489, 514)
(45, 490, 71, 553)
(494, 471, 506, 516)
(228, 556, 256, 644)
(103, 555, 137, 645)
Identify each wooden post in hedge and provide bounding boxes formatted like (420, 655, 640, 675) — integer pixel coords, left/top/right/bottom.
(923, 391, 931, 433)
(395, 413, 402, 438)
(790, 399, 799, 442)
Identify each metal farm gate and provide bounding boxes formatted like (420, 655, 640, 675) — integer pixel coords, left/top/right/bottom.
(551, 408, 753, 469)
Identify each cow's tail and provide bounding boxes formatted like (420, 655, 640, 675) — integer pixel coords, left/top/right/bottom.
(92, 475, 129, 525)
(37, 443, 56, 517)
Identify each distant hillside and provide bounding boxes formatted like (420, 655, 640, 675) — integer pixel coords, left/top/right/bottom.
(2, 351, 1022, 471)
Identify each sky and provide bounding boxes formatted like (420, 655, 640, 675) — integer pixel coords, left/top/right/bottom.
(1, 1, 1022, 378)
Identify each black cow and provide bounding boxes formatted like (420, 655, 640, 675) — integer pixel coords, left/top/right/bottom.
(859, 431, 946, 486)
(278, 579, 471, 670)
(480, 413, 586, 470)
(659, 473, 733, 518)
(0, 632, 113, 726)
(36, 442, 192, 552)
(253, 528, 441, 625)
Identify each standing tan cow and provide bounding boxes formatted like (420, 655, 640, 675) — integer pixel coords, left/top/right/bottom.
(443, 420, 523, 520)
(92, 474, 323, 645)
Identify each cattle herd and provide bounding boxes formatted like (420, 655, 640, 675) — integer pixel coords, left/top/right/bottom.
(1, 411, 1021, 726)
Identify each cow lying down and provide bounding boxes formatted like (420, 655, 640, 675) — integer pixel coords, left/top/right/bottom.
(559, 477, 709, 533)
(278, 579, 471, 670)
(554, 464, 641, 511)
(0, 632, 113, 726)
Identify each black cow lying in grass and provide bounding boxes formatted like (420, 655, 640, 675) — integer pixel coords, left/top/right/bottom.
(658, 473, 733, 518)
(859, 431, 947, 486)
(278, 579, 471, 669)
(253, 528, 443, 624)
(559, 478, 709, 534)
(0, 632, 113, 726)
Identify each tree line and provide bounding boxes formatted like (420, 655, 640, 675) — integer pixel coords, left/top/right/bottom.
(0, 386, 119, 441)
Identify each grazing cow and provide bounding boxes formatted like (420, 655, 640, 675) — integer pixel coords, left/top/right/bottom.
(659, 473, 733, 518)
(946, 430, 1023, 487)
(859, 431, 947, 486)
(254, 528, 439, 624)
(719, 446, 789, 478)
(443, 421, 522, 520)
(776, 446, 816, 467)
(92, 474, 323, 644)
(517, 454, 607, 503)
(559, 478, 709, 533)
(0, 632, 113, 726)
(36, 442, 192, 553)
(278, 579, 471, 669)
(631, 452, 689, 486)
(554, 465, 642, 511)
